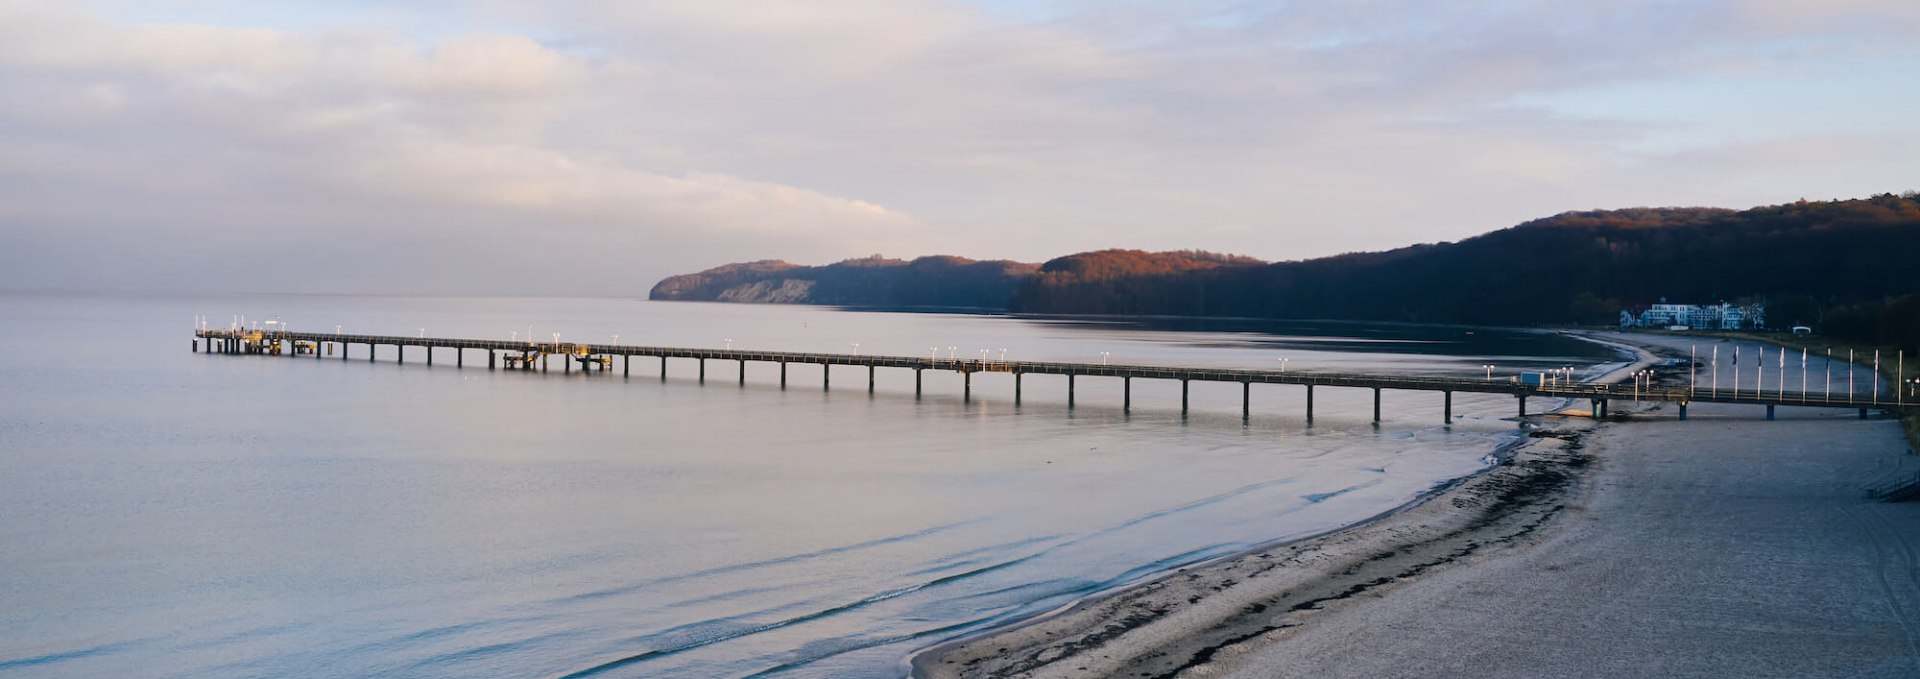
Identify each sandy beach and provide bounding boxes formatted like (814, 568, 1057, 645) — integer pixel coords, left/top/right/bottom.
(912, 333, 1920, 678)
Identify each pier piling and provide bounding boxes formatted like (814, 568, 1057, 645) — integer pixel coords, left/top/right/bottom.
(1068, 374, 1076, 409)
(1444, 391, 1452, 423)
(1372, 387, 1381, 424)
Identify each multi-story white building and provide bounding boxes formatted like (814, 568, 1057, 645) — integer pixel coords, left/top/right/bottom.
(1620, 300, 1766, 330)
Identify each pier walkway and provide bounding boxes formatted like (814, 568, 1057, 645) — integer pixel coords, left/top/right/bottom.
(194, 329, 1905, 423)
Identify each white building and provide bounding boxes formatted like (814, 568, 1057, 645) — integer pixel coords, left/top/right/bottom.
(1620, 300, 1766, 330)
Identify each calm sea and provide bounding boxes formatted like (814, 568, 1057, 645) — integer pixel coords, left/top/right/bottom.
(0, 294, 1620, 678)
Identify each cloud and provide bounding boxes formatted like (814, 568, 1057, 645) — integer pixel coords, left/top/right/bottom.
(0, 0, 1915, 294)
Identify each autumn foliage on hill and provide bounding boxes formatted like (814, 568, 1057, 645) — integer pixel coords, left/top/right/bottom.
(1014, 250, 1266, 315)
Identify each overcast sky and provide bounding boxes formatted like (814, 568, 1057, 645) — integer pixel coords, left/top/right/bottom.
(2, 0, 1915, 294)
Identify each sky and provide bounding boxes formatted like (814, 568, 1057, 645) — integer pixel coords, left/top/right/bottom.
(1, 0, 1915, 295)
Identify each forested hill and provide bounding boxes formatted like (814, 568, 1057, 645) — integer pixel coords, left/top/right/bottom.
(651, 194, 1920, 341)
(648, 255, 1040, 309)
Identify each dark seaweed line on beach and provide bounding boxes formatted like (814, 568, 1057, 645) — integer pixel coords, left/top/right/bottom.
(944, 428, 1592, 679)
(1134, 431, 1591, 679)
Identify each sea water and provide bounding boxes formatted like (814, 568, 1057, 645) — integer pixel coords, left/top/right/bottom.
(0, 294, 1619, 678)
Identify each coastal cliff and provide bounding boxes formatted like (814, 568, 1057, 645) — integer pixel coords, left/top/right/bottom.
(649, 255, 1040, 309)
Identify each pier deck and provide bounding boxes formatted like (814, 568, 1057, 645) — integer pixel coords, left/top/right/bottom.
(194, 329, 1905, 422)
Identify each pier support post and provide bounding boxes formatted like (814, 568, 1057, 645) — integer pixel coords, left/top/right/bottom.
(697, 359, 704, 383)
(743, 360, 749, 387)
(1242, 382, 1250, 420)
(1444, 391, 1452, 423)
(914, 369, 921, 398)
(1014, 373, 1022, 405)
(1767, 404, 1776, 421)
(489, 351, 496, 370)
(1306, 384, 1314, 423)
(1123, 377, 1131, 412)
(542, 353, 549, 372)
(193, 339, 198, 352)
(426, 346, 433, 366)
(1679, 403, 1687, 420)
(964, 372, 972, 402)
(369, 343, 376, 362)
(1518, 395, 1527, 418)
(622, 355, 628, 378)
(457, 349, 462, 368)
(658, 357, 666, 381)
(397, 345, 404, 365)
(1068, 374, 1075, 409)
(1372, 388, 1381, 425)
(1181, 379, 1190, 418)
(780, 362, 788, 389)
(868, 366, 875, 394)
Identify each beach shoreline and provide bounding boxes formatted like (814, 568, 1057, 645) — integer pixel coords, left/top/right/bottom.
(908, 333, 1659, 678)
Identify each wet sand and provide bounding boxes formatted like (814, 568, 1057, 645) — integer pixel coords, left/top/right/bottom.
(913, 335, 1920, 678)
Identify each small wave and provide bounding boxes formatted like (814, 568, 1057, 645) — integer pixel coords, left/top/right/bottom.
(554, 518, 980, 605)
(736, 616, 993, 678)
(1302, 478, 1383, 503)
(549, 551, 1042, 679)
(400, 629, 579, 671)
(0, 639, 141, 671)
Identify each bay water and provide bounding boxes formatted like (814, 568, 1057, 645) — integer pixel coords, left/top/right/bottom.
(0, 294, 1620, 678)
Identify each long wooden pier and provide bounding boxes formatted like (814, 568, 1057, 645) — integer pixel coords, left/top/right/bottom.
(193, 329, 1905, 422)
